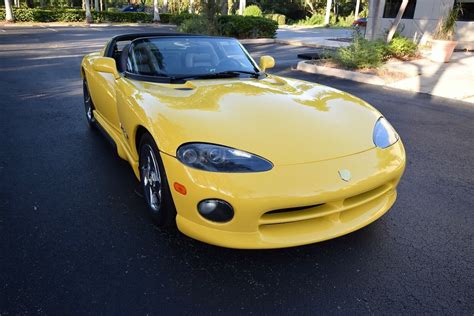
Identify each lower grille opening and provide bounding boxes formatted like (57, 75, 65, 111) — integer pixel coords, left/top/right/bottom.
(265, 203, 325, 215)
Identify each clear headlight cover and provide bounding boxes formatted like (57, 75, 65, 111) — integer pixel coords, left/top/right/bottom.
(177, 143, 273, 172)
(373, 117, 399, 148)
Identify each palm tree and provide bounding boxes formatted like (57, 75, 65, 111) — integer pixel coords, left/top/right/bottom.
(239, 0, 246, 15)
(4, 0, 14, 22)
(324, 0, 332, 25)
(354, 0, 361, 20)
(84, 0, 93, 23)
(386, 0, 409, 43)
(153, 0, 160, 22)
(163, 0, 168, 13)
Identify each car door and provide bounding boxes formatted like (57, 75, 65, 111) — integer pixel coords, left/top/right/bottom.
(86, 58, 121, 133)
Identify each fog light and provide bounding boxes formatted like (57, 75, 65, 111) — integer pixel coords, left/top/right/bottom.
(197, 199, 234, 223)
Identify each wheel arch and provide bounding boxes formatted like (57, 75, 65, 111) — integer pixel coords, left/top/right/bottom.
(134, 125, 151, 157)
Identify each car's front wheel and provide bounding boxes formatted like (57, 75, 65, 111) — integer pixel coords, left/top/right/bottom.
(83, 79, 95, 127)
(139, 133, 176, 227)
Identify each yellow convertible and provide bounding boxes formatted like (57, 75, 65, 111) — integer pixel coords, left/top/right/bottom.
(81, 33, 406, 249)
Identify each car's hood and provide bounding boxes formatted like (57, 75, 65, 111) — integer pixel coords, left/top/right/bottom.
(133, 76, 381, 165)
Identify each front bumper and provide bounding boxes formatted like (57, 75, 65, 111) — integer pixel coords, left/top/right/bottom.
(161, 141, 406, 249)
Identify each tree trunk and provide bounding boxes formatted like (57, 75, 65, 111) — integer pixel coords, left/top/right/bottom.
(238, 0, 245, 15)
(162, 0, 168, 13)
(220, 0, 228, 15)
(153, 0, 160, 22)
(85, 0, 93, 23)
(355, 0, 360, 20)
(94, 0, 100, 11)
(4, 0, 14, 22)
(103, 0, 107, 11)
(188, 0, 194, 13)
(386, 0, 408, 43)
(14, 0, 20, 8)
(324, 0, 332, 25)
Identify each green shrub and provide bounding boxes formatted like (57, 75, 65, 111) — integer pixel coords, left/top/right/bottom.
(334, 15, 353, 27)
(158, 13, 172, 23)
(216, 15, 278, 38)
(297, 13, 325, 26)
(332, 35, 385, 69)
(169, 12, 194, 25)
(0, 8, 155, 23)
(0, 8, 85, 22)
(331, 34, 418, 69)
(264, 13, 286, 25)
(243, 5, 262, 17)
(387, 36, 418, 59)
(93, 11, 152, 23)
(177, 16, 210, 34)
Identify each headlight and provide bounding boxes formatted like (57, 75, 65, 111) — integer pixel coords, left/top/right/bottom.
(177, 143, 273, 172)
(373, 117, 399, 148)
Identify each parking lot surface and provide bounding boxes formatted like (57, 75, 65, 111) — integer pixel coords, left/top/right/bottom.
(0, 25, 473, 314)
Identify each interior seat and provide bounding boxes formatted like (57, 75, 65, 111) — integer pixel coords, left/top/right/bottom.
(119, 44, 130, 73)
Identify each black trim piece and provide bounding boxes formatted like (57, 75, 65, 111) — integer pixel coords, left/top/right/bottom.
(104, 33, 220, 57)
(265, 204, 325, 215)
(93, 119, 118, 151)
(123, 71, 172, 83)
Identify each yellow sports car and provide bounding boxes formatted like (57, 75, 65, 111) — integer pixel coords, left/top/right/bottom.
(81, 33, 406, 249)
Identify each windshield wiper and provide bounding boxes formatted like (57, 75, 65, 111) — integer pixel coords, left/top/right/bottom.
(171, 70, 261, 82)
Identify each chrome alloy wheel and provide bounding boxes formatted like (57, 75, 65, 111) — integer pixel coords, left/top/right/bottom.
(141, 144, 162, 213)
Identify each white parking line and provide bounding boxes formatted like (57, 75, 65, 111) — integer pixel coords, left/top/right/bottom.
(40, 25, 58, 32)
(1, 29, 6, 33)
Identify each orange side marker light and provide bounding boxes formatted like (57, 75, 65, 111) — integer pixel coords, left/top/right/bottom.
(174, 182, 187, 195)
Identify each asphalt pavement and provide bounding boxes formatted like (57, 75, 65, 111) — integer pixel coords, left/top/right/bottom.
(0, 25, 473, 315)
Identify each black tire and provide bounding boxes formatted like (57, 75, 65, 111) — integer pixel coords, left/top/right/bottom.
(139, 133, 177, 227)
(83, 79, 96, 127)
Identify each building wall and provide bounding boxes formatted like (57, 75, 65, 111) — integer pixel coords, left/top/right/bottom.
(366, 0, 474, 50)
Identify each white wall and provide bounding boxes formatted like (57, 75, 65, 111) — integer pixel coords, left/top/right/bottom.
(366, 0, 474, 49)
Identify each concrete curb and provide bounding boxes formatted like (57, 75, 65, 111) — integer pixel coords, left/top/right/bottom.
(296, 60, 386, 85)
(276, 39, 340, 49)
(239, 38, 276, 44)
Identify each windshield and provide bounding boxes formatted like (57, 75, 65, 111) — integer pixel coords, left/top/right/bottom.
(125, 37, 258, 79)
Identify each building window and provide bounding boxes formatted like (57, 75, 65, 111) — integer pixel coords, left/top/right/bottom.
(455, 0, 474, 21)
(383, 0, 417, 19)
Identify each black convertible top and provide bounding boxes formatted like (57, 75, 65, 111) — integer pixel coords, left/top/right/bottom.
(104, 32, 200, 57)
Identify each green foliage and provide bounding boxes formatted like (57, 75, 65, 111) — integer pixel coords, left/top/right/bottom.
(296, 12, 324, 26)
(264, 13, 285, 25)
(92, 11, 152, 23)
(177, 15, 211, 34)
(334, 14, 353, 27)
(0, 8, 155, 23)
(332, 35, 385, 69)
(0, 8, 85, 22)
(257, 0, 305, 20)
(169, 12, 194, 25)
(158, 13, 172, 23)
(386, 35, 418, 59)
(217, 15, 277, 38)
(243, 5, 262, 17)
(332, 34, 418, 69)
(433, 5, 461, 40)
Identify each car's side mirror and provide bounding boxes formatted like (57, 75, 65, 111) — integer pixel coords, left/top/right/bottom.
(259, 56, 275, 72)
(92, 57, 120, 79)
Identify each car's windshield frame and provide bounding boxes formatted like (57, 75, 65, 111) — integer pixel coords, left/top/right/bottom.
(122, 36, 261, 84)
